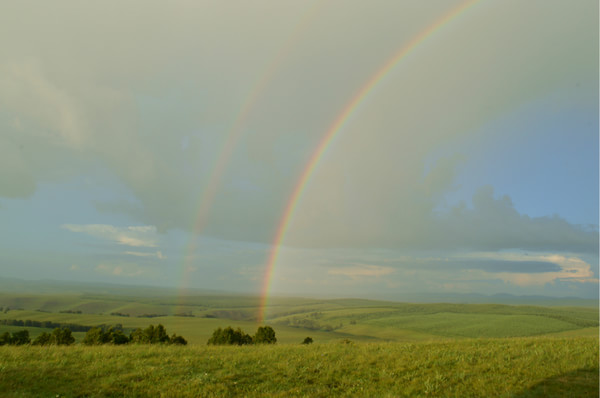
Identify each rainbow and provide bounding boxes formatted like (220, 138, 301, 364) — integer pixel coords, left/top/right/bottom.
(257, 0, 481, 324)
(176, 2, 324, 311)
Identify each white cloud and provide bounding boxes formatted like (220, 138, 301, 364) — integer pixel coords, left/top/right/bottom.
(62, 224, 158, 247)
(459, 252, 598, 286)
(124, 250, 166, 259)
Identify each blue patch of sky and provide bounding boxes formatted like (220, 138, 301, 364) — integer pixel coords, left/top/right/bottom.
(437, 94, 598, 227)
(0, 178, 130, 253)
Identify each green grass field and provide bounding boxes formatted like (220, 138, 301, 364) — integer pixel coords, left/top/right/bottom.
(0, 337, 597, 397)
(0, 291, 597, 396)
(0, 293, 597, 344)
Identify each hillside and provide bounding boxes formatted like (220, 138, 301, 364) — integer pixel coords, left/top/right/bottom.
(0, 292, 597, 344)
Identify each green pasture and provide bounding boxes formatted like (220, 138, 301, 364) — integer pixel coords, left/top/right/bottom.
(0, 337, 597, 397)
(0, 293, 597, 344)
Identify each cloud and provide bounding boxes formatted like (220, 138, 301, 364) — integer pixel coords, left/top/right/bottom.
(0, 0, 596, 258)
(62, 224, 158, 247)
(460, 252, 598, 286)
(124, 250, 166, 260)
(285, 184, 598, 253)
(432, 186, 599, 253)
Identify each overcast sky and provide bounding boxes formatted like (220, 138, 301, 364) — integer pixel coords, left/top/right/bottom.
(0, 0, 598, 299)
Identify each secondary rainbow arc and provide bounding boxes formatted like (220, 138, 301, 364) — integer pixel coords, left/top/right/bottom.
(175, 2, 324, 313)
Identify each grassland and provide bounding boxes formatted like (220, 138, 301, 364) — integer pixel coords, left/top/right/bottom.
(0, 336, 597, 397)
(0, 290, 597, 396)
(0, 292, 597, 344)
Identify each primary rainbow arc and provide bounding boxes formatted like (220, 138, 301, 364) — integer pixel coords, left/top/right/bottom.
(258, 0, 481, 324)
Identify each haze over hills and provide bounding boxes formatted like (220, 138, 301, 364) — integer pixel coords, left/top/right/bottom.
(0, 277, 596, 308)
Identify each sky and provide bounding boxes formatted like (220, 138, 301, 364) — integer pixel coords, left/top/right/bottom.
(0, 0, 598, 300)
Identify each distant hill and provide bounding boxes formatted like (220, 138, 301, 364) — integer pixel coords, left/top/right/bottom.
(0, 277, 596, 307)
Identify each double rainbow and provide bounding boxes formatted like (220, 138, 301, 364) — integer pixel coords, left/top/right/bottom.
(257, 0, 481, 324)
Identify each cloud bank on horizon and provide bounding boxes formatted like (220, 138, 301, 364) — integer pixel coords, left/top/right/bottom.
(0, 0, 597, 298)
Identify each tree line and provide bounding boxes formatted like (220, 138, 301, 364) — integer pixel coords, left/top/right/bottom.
(206, 326, 313, 345)
(0, 328, 75, 346)
(0, 318, 105, 332)
(84, 324, 187, 345)
(0, 324, 187, 346)
(1, 324, 307, 346)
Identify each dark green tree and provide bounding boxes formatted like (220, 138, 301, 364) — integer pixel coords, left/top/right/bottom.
(32, 332, 52, 346)
(11, 330, 31, 345)
(129, 328, 145, 344)
(83, 327, 111, 345)
(152, 324, 170, 343)
(169, 333, 187, 345)
(0, 331, 11, 345)
(50, 328, 75, 345)
(207, 326, 253, 345)
(302, 336, 313, 345)
(110, 328, 130, 345)
(254, 326, 277, 344)
(129, 324, 174, 344)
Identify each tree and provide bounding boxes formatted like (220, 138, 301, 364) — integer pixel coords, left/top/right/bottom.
(110, 328, 129, 345)
(302, 337, 313, 345)
(11, 330, 31, 345)
(207, 327, 253, 345)
(83, 327, 111, 345)
(254, 326, 277, 344)
(152, 324, 170, 344)
(32, 332, 52, 346)
(129, 324, 178, 344)
(0, 332, 11, 345)
(129, 328, 145, 344)
(50, 327, 75, 345)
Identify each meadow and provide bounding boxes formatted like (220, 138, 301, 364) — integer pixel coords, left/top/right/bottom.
(0, 291, 597, 396)
(0, 337, 597, 397)
(0, 292, 597, 344)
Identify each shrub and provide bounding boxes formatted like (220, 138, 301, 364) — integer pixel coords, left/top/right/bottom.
(170, 334, 187, 345)
(302, 337, 313, 345)
(254, 326, 277, 344)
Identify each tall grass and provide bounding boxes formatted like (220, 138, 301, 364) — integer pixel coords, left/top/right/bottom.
(0, 336, 597, 397)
